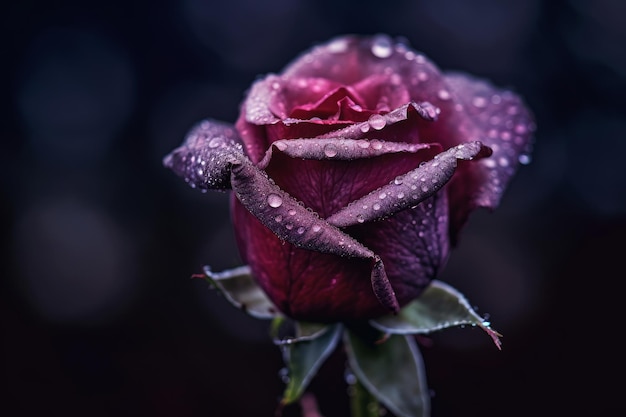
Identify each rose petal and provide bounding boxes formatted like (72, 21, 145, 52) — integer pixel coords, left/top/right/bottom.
(229, 161, 399, 314)
(357, 191, 450, 309)
(326, 142, 491, 228)
(232, 198, 397, 321)
(162, 119, 243, 191)
(257, 138, 435, 170)
(442, 72, 535, 238)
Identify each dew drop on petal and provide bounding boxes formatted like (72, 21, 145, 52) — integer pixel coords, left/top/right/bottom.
(359, 123, 370, 133)
(297, 226, 306, 234)
(437, 89, 451, 100)
(519, 154, 532, 165)
(357, 139, 370, 148)
(328, 37, 349, 53)
(208, 137, 223, 148)
(373, 203, 381, 211)
(368, 114, 387, 130)
(267, 193, 283, 208)
(324, 143, 338, 157)
(394, 176, 403, 185)
(356, 214, 365, 223)
(514, 123, 528, 134)
(288, 209, 296, 216)
(371, 34, 393, 58)
(472, 96, 487, 108)
(379, 192, 387, 199)
(312, 224, 322, 232)
(285, 223, 293, 230)
(370, 139, 383, 150)
(274, 215, 283, 222)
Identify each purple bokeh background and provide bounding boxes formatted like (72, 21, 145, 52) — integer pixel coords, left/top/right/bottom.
(2, 0, 625, 415)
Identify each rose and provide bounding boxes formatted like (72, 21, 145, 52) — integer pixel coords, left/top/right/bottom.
(164, 34, 534, 323)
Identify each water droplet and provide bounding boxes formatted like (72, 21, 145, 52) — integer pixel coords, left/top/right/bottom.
(288, 209, 296, 216)
(279, 367, 290, 383)
(368, 114, 387, 130)
(356, 214, 365, 223)
(324, 143, 338, 157)
(328, 37, 349, 53)
(397, 192, 405, 199)
(437, 89, 451, 100)
(370, 139, 383, 150)
(472, 96, 487, 108)
(297, 226, 306, 234)
(359, 123, 370, 133)
(312, 224, 322, 232)
(274, 215, 283, 222)
(267, 193, 283, 208)
(421, 185, 428, 192)
(514, 124, 528, 134)
(394, 176, 403, 185)
(285, 223, 293, 230)
(519, 154, 532, 165)
(371, 34, 393, 58)
(373, 203, 381, 211)
(498, 157, 509, 167)
(379, 192, 387, 200)
(357, 140, 369, 148)
(208, 138, 223, 148)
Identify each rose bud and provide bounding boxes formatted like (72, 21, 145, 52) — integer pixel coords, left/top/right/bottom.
(164, 34, 534, 323)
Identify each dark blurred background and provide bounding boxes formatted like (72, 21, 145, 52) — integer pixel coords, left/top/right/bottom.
(2, 0, 625, 416)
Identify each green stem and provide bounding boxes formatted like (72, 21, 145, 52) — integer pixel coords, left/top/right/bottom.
(349, 377, 380, 417)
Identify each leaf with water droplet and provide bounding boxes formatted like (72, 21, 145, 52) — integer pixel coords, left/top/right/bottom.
(370, 279, 502, 349)
(344, 330, 430, 417)
(201, 265, 281, 319)
(280, 324, 342, 405)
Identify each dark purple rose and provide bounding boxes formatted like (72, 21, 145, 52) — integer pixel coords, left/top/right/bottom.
(164, 34, 534, 323)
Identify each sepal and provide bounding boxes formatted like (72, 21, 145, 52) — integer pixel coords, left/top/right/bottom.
(279, 324, 343, 405)
(370, 280, 502, 349)
(201, 265, 281, 319)
(344, 330, 430, 417)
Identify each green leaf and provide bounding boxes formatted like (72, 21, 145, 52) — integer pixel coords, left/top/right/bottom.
(370, 280, 502, 349)
(281, 324, 343, 405)
(202, 265, 280, 319)
(344, 331, 430, 417)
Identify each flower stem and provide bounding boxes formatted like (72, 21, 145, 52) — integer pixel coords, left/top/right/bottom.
(349, 377, 380, 417)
